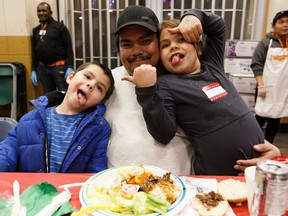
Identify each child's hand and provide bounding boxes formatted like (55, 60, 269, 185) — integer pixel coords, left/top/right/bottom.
(122, 64, 157, 87)
(168, 15, 203, 43)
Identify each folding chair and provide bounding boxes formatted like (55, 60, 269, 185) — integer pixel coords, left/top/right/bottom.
(0, 117, 18, 142)
(0, 63, 17, 120)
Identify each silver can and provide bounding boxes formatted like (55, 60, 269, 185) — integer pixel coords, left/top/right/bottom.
(251, 160, 288, 216)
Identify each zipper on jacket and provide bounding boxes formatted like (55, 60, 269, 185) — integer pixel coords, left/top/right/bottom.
(44, 136, 49, 172)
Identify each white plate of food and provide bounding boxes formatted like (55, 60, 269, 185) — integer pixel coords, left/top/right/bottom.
(79, 164, 189, 216)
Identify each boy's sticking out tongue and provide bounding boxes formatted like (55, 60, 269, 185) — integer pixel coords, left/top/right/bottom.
(77, 90, 87, 106)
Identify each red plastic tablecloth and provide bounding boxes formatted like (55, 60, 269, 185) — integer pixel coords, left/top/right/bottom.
(0, 173, 250, 215)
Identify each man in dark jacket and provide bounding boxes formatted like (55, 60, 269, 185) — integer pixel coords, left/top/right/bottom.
(31, 2, 74, 93)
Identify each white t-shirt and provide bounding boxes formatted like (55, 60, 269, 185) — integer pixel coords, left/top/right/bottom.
(105, 66, 194, 175)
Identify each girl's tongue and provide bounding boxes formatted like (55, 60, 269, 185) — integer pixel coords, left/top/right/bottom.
(77, 90, 87, 106)
(172, 55, 181, 65)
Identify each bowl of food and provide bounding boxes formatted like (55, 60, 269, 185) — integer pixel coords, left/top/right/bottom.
(78, 164, 189, 216)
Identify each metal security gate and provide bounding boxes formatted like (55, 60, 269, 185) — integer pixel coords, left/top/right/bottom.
(58, 0, 265, 70)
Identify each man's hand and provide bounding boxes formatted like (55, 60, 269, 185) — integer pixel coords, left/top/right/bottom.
(121, 64, 157, 87)
(168, 15, 203, 43)
(234, 140, 281, 173)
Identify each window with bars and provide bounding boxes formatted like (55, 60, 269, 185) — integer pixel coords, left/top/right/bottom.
(62, 0, 263, 69)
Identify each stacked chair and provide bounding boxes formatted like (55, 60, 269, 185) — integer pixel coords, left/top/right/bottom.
(0, 117, 17, 142)
(0, 62, 27, 121)
(0, 63, 25, 141)
(0, 63, 18, 120)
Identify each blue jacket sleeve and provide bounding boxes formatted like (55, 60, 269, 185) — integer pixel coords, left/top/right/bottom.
(0, 126, 19, 171)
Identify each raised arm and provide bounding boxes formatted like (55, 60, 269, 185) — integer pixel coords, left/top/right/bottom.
(122, 64, 177, 144)
(170, 8, 226, 70)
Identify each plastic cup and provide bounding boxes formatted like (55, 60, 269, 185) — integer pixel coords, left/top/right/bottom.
(244, 166, 256, 212)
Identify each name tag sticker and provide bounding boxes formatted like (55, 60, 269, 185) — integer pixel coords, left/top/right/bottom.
(202, 82, 228, 101)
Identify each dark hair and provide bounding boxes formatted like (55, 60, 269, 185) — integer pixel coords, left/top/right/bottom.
(38, 2, 52, 12)
(114, 5, 159, 36)
(272, 10, 288, 25)
(75, 61, 115, 103)
(159, 19, 203, 57)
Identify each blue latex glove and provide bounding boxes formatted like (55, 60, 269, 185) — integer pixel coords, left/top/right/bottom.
(31, 70, 38, 86)
(65, 67, 73, 78)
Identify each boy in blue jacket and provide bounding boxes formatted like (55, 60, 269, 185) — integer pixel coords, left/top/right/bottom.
(0, 61, 114, 173)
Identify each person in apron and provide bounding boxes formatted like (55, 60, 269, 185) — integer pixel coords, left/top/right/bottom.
(251, 10, 288, 143)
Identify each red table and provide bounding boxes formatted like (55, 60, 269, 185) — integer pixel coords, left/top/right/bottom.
(0, 173, 249, 215)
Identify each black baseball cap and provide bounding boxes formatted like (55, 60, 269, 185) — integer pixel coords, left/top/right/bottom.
(272, 10, 288, 25)
(114, 5, 159, 36)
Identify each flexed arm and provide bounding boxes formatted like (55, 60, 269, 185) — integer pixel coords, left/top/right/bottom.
(122, 64, 177, 144)
(168, 14, 203, 43)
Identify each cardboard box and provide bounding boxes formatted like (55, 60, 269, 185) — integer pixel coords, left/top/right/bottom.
(225, 40, 259, 58)
(240, 93, 255, 112)
(229, 73, 256, 94)
(224, 58, 253, 75)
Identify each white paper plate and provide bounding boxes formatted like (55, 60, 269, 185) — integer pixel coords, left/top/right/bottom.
(79, 165, 190, 216)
